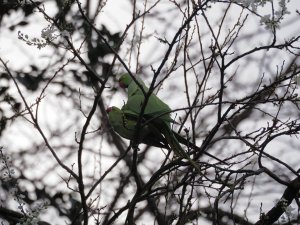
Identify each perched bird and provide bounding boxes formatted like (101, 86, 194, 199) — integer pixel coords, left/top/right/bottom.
(118, 74, 204, 175)
(107, 106, 227, 165)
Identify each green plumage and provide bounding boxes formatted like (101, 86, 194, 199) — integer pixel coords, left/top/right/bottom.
(122, 94, 172, 123)
(119, 74, 172, 122)
(107, 106, 167, 148)
(107, 106, 137, 140)
(118, 74, 204, 175)
(107, 106, 226, 165)
(119, 73, 148, 97)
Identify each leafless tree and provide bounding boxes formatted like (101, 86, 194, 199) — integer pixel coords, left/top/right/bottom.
(0, 0, 300, 225)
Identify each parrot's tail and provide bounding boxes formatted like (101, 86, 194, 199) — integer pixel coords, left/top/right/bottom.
(162, 125, 203, 176)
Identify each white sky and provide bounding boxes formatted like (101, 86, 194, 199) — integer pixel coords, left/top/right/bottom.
(0, 0, 300, 224)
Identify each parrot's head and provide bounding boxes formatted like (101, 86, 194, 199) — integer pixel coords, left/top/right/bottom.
(106, 107, 123, 126)
(118, 73, 132, 88)
(106, 106, 121, 114)
(106, 107, 113, 113)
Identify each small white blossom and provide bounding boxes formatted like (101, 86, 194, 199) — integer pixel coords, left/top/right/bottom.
(231, 0, 290, 30)
(41, 26, 57, 40)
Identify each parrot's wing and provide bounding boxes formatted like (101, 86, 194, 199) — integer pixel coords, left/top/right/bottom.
(120, 73, 173, 123)
(128, 77, 149, 97)
(122, 110, 168, 148)
(110, 107, 204, 174)
(122, 94, 173, 124)
(107, 107, 167, 148)
(122, 102, 203, 175)
(107, 106, 138, 140)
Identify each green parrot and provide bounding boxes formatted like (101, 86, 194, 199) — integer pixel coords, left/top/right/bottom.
(107, 106, 202, 175)
(118, 74, 226, 170)
(119, 73, 148, 97)
(118, 75, 203, 174)
(106, 106, 167, 148)
(107, 106, 226, 164)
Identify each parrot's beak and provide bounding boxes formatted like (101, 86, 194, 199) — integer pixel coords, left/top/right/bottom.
(106, 107, 113, 113)
(119, 81, 127, 89)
